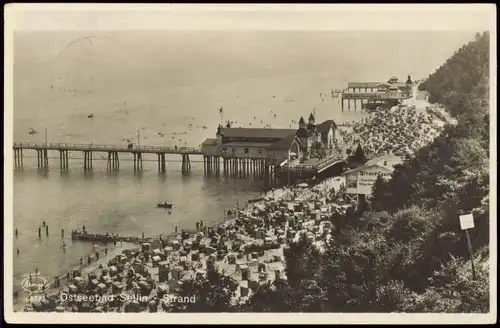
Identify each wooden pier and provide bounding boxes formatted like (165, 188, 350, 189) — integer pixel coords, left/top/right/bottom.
(202, 154, 277, 186)
(12, 142, 279, 186)
(13, 142, 201, 174)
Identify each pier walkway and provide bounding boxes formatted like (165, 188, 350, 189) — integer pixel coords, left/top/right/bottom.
(13, 142, 202, 154)
(13, 142, 201, 173)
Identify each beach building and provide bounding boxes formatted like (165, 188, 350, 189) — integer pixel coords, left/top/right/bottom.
(341, 154, 403, 201)
(201, 113, 343, 166)
(295, 113, 343, 159)
(341, 75, 414, 111)
(200, 114, 346, 186)
(209, 126, 299, 162)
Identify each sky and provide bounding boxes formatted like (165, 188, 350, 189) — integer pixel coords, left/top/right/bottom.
(4, 4, 495, 32)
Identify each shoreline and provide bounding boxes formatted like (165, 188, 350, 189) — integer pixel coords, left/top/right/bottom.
(13, 242, 139, 312)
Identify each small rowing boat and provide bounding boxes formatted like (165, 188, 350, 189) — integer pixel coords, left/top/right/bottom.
(157, 202, 173, 209)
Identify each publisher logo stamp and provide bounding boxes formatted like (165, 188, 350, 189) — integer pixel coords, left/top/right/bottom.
(21, 274, 51, 294)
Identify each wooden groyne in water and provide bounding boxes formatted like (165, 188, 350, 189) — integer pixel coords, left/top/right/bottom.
(71, 231, 179, 244)
(71, 227, 206, 245)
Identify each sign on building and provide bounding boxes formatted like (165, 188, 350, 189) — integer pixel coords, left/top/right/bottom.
(345, 166, 392, 195)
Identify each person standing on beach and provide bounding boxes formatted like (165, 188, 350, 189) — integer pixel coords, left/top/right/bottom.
(196, 221, 200, 231)
(46, 225, 49, 236)
(104, 247, 108, 256)
(15, 228, 18, 237)
(38, 227, 42, 238)
(61, 229, 64, 238)
(16, 248, 19, 255)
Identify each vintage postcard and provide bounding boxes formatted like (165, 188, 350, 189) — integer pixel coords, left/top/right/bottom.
(3, 3, 497, 325)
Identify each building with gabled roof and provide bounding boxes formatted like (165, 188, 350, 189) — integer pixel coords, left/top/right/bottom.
(201, 113, 342, 167)
(341, 153, 403, 195)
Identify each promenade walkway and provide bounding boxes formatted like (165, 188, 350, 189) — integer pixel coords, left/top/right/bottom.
(12, 142, 202, 155)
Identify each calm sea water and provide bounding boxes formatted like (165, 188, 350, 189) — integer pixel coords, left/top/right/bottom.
(11, 30, 475, 300)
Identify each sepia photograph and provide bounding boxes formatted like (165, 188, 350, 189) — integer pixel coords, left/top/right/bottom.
(4, 3, 497, 324)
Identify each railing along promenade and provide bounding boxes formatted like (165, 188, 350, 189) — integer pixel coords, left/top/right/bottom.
(13, 142, 202, 155)
(278, 154, 346, 173)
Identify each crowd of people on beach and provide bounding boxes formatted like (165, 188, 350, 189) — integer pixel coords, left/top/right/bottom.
(341, 104, 445, 158)
(20, 175, 352, 313)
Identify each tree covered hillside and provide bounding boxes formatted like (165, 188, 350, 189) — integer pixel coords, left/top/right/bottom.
(418, 31, 490, 147)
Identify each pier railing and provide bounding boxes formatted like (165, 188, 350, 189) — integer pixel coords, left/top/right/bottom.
(279, 154, 345, 172)
(13, 142, 202, 154)
(316, 155, 345, 170)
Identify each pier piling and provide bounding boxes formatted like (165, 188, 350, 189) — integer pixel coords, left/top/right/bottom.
(59, 150, 69, 170)
(36, 149, 49, 169)
(181, 154, 191, 174)
(158, 153, 166, 174)
(83, 151, 93, 171)
(14, 149, 24, 169)
(133, 152, 143, 172)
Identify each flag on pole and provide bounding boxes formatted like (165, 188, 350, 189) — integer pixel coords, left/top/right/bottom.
(219, 107, 223, 113)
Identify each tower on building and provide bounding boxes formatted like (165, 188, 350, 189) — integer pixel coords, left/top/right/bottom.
(298, 116, 306, 129)
(216, 125, 224, 144)
(308, 113, 315, 125)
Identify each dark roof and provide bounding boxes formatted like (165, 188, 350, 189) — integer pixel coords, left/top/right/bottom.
(223, 141, 274, 148)
(350, 143, 367, 163)
(308, 113, 315, 121)
(342, 155, 403, 175)
(202, 138, 217, 146)
(221, 128, 297, 139)
(295, 127, 314, 138)
(267, 134, 301, 151)
(393, 82, 409, 88)
(298, 116, 305, 124)
(348, 82, 383, 88)
(348, 81, 409, 89)
(316, 120, 336, 133)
